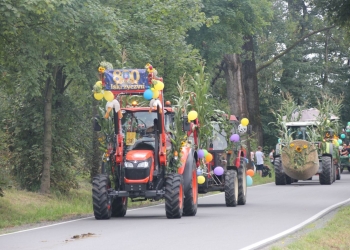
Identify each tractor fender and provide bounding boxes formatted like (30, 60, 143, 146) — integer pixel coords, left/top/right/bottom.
(178, 148, 196, 193)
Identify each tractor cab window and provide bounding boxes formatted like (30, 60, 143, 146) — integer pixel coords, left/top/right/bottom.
(212, 123, 227, 150)
(288, 126, 309, 140)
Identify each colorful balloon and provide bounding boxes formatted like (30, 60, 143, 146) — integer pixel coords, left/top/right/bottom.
(338, 139, 343, 144)
(246, 175, 253, 186)
(188, 110, 198, 121)
(152, 90, 160, 99)
(214, 166, 224, 176)
(154, 81, 164, 90)
(341, 134, 346, 139)
(205, 153, 213, 163)
(143, 89, 153, 100)
(238, 124, 247, 134)
(230, 134, 240, 142)
(197, 169, 203, 176)
(197, 176, 205, 184)
(241, 118, 249, 126)
(197, 149, 205, 159)
(246, 169, 254, 177)
(94, 92, 104, 100)
(104, 91, 114, 102)
(203, 149, 209, 157)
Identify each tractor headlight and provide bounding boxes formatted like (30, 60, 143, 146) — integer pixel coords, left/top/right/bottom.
(137, 161, 149, 168)
(124, 162, 134, 168)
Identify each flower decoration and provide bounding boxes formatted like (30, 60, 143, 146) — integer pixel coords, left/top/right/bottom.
(295, 146, 302, 153)
(303, 145, 308, 149)
(290, 143, 295, 147)
(98, 66, 105, 73)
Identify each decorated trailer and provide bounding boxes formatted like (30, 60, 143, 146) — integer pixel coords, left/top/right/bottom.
(91, 64, 198, 219)
(274, 109, 341, 185)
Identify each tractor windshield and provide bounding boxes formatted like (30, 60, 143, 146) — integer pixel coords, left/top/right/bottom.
(288, 126, 310, 141)
(121, 110, 173, 147)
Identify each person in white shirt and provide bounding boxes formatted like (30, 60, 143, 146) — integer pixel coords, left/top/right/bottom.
(255, 146, 265, 177)
(269, 149, 275, 166)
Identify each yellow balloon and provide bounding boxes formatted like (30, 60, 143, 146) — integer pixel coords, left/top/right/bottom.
(152, 90, 160, 99)
(333, 139, 339, 147)
(104, 91, 114, 101)
(154, 81, 164, 91)
(241, 118, 249, 126)
(197, 176, 205, 185)
(94, 92, 104, 100)
(95, 81, 102, 87)
(188, 110, 198, 121)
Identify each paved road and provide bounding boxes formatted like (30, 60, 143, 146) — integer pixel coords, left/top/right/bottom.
(1, 173, 350, 250)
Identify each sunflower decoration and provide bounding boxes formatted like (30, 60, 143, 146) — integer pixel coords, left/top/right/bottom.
(295, 146, 302, 153)
(325, 132, 330, 138)
(290, 143, 295, 147)
(303, 144, 308, 149)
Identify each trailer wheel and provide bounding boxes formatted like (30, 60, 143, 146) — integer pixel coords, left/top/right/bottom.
(92, 174, 112, 220)
(319, 156, 332, 185)
(112, 197, 128, 217)
(274, 157, 286, 185)
(183, 160, 198, 216)
(165, 174, 184, 219)
(237, 161, 247, 205)
(225, 170, 238, 207)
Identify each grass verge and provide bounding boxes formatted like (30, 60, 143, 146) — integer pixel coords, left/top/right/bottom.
(270, 205, 350, 249)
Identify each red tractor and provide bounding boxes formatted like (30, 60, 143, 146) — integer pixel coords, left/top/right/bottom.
(92, 67, 198, 219)
(197, 119, 248, 207)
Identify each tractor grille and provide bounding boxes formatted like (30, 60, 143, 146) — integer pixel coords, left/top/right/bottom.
(125, 168, 150, 180)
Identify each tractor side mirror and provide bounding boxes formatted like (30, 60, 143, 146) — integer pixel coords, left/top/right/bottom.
(93, 115, 101, 132)
(183, 116, 191, 131)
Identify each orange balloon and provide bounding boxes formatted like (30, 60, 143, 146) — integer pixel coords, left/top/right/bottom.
(205, 153, 213, 163)
(246, 169, 254, 177)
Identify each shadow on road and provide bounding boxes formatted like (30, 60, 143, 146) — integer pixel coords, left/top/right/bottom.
(198, 204, 227, 208)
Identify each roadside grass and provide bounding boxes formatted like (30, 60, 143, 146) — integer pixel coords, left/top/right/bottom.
(270, 205, 350, 249)
(0, 165, 275, 231)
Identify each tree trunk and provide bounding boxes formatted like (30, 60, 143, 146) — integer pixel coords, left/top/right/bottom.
(242, 36, 263, 146)
(223, 54, 249, 120)
(40, 78, 53, 194)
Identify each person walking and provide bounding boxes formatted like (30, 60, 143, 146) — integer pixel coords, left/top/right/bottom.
(255, 146, 265, 177)
(250, 150, 256, 173)
(269, 149, 275, 166)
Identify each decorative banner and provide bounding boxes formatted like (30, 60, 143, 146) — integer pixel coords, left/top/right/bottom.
(104, 69, 149, 91)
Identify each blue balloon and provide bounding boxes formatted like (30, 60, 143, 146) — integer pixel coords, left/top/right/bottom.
(338, 139, 343, 144)
(341, 134, 346, 139)
(196, 169, 203, 176)
(246, 175, 253, 186)
(143, 89, 153, 100)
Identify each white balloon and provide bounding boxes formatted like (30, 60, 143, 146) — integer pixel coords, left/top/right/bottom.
(238, 124, 247, 134)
